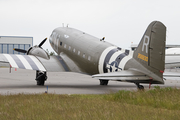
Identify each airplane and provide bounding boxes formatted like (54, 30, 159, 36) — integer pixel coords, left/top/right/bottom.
(0, 21, 178, 90)
(165, 48, 180, 69)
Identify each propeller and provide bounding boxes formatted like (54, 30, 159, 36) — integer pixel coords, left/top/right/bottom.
(13, 37, 50, 60)
(13, 48, 27, 53)
(38, 38, 47, 48)
(13, 38, 47, 54)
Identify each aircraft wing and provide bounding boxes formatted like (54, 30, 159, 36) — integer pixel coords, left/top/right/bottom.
(93, 69, 180, 82)
(36, 55, 70, 72)
(92, 70, 152, 83)
(0, 54, 70, 72)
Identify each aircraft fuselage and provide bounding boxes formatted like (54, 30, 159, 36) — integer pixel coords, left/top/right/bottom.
(49, 27, 132, 75)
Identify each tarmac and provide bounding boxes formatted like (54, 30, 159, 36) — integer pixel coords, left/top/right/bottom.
(0, 68, 180, 95)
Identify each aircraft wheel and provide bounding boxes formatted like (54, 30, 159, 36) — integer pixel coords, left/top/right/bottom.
(37, 79, 45, 86)
(99, 80, 109, 85)
(36, 71, 47, 86)
(135, 83, 144, 90)
(138, 85, 144, 90)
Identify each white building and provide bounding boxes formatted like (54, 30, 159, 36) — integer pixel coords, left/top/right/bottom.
(0, 36, 33, 54)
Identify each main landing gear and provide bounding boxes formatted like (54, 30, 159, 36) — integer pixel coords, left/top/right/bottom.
(135, 83, 144, 90)
(99, 79, 109, 85)
(35, 70, 47, 86)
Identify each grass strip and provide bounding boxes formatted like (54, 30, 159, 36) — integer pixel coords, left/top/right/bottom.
(0, 87, 180, 120)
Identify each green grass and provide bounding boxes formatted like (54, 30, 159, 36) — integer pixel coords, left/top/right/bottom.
(1, 87, 180, 120)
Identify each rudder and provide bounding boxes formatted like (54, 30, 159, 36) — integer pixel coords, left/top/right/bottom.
(133, 21, 166, 77)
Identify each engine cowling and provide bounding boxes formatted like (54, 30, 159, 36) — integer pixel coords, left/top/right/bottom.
(13, 38, 50, 60)
(27, 45, 50, 60)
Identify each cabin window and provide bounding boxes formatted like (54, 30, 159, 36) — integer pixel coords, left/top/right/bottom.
(78, 51, 80, 55)
(57, 35, 60, 41)
(64, 44, 66, 48)
(64, 34, 69, 38)
(68, 46, 71, 50)
(88, 56, 91, 61)
(73, 48, 76, 53)
(83, 53, 85, 58)
(60, 42, 62, 46)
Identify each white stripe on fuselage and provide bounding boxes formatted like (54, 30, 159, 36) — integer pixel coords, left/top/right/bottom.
(98, 46, 133, 74)
(98, 46, 117, 74)
(118, 55, 132, 70)
(109, 50, 123, 64)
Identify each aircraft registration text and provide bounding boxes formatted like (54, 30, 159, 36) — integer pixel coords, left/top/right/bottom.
(138, 53, 148, 62)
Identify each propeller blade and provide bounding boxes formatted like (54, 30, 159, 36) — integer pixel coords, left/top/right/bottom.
(13, 48, 27, 53)
(38, 38, 47, 47)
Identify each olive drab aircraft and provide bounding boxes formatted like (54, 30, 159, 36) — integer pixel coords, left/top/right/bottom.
(0, 21, 179, 90)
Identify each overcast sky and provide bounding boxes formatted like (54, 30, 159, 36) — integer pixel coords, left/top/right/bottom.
(0, 0, 180, 52)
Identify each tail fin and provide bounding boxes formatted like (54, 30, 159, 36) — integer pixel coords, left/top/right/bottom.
(133, 21, 166, 78)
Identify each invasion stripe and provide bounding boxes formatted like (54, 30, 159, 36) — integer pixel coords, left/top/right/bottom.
(103, 48, 118, 73)
(10, 54, 25, 69)
(28, 56, 46, 71)
(23, 55, 39, 70)
(109, 51, 123, 65)
(3, 54, 46, 71)
(3, 54, 18, 68)
(98, 46, 117, 74)
(119, 55, 132, 70)
(16, 55, 33, 70)
(115, 50, 130, 65)
(115, 53, 127, 65)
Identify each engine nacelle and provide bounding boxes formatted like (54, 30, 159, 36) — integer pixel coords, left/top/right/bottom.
(27, 45, 50, 60)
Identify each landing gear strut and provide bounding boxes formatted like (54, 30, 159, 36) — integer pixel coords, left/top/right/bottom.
(35, 71, 47, 86)
(99, 79, 109, 85)
(135, 83, 144, 90)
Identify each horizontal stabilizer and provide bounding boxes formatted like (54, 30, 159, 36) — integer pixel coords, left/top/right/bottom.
(92, 70, 151, 81)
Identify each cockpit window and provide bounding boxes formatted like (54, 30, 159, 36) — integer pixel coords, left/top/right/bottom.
(64, 35, 69, 39)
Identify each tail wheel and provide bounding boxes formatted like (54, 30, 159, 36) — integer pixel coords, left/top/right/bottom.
(99, 80, 109, 85)
(135, 83, 144, 90)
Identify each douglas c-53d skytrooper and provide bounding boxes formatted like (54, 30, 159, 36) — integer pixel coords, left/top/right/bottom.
(0, 21, 178, 90)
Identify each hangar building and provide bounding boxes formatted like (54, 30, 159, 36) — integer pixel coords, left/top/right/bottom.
(0, 36, 33, 54)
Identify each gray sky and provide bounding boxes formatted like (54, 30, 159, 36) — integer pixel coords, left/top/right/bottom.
(0, 0, 180, 52)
